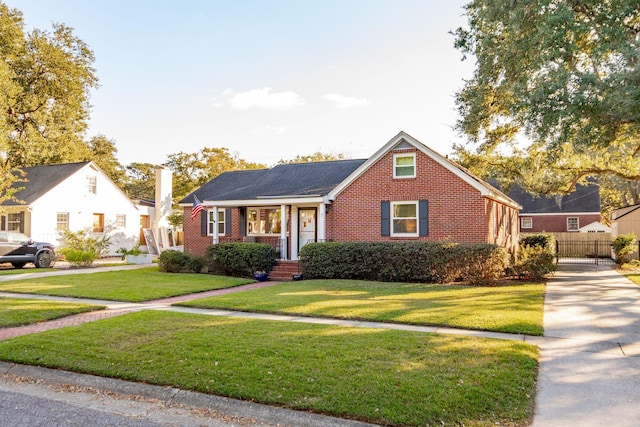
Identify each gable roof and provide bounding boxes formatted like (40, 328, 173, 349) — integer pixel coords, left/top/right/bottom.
(328, 131, 520, 209)
(612, 204, 640, 220)
(1, 162, 90, 206)
(180, 159, 367, 205)
(503, 181, 601, 214)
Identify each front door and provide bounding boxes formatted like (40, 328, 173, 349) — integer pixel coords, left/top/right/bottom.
(299, 208, 316, 250)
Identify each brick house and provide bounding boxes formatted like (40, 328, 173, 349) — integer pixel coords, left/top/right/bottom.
(179, 132, 521, 260)
(503, 181, 602, 233)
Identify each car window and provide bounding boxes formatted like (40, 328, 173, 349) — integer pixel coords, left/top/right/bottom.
(6, 232, 29, 243)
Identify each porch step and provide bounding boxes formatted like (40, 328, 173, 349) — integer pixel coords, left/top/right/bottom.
(269, 261, 301, 281)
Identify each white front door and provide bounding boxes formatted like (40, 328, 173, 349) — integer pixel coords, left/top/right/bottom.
(299, 208, 316, 250)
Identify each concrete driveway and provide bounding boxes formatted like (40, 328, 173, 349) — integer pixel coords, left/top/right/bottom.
(533, 264, 640, 426)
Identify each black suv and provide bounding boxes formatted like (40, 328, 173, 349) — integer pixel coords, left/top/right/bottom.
(0, 232, 56, 268)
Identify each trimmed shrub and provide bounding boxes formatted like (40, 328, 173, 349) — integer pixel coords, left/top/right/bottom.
(205, 243, 277, 278)
(513, 234, 557, 281)
(58, 229, 111, 267)
(612, 233, 637, 264)
(299, 241, 508, 285)
(158, 250, 205, 273)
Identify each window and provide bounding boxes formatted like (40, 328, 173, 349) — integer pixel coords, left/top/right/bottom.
(116, 214, 126, 228)
(393, 153, 416, 178)
(391, 201, 418, 236)
(247, 207, 282, 235)
(87, 176, 97, 194)
(521, 217, 533, 229)
(57, 213, 69, 231)
(92, 213, 104, 232)
(207, 210, 225, 236)
(7, 213, 21, 231)
(567, 217, 579, 231)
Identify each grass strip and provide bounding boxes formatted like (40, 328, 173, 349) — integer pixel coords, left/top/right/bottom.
(0, 267, 252, 302)
(0, 297, 105, 328)
(0, 310, 537, 426)
(177, 279, 544, 335)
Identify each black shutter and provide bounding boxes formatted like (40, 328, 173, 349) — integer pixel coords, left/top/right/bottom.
(419, 200, 429, 237)
(0, 215, 5, 230)
(381, 201, 390, 236)
(225, 208, 232, 235)
(239, 208, 246, 236)
(19, 211, 24, 233)
(200, 210, 207, 236)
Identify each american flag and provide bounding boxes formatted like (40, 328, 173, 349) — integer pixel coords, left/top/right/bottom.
(190, 195, 206, 221)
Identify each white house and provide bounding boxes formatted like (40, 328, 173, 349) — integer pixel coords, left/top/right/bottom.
(0, 161, 141, 256)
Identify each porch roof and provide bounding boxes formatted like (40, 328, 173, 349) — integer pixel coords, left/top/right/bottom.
(180, 159, 367, 206)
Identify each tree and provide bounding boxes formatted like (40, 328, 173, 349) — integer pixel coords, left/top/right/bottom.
(0, 3, 98, 167)
(124, 162, 156, 200)
(452, 1, 640, 192)
(85, 135, 127, 186)
(278, 152, 346, 164)
(166, 147, 265, 204)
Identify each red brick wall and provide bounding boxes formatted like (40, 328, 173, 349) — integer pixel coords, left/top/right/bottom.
(326, 148, 518, 251)
(519, 214, 601, 233)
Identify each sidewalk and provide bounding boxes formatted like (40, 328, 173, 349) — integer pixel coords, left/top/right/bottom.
(533, 264, 640, 426)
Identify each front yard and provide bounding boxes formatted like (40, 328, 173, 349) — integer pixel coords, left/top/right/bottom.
(0, 297, 104, 327)
(0, 310, 538, 426)
(177, 279, 545, 335)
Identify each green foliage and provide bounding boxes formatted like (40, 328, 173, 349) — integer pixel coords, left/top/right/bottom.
(158, 250, 205, 273)
(278, 151, 346, 164)
(205, 243, 276, 278)
(116, 244, 144, 260)
(612, 233, 637, 264)
(452, 1, 640, 194)
(521, 233, 556, 250)
(513, 246, 557, 282)
(58, 229, 111, 267)
(299, 241, 508, 285)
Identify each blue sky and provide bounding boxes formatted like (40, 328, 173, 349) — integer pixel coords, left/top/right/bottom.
(10, 0, 474, 166)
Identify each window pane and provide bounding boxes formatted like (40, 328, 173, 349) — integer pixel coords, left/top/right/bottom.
(393, 219, 417, 233)
(395, 156, 414, 166)
(394, 204, 416, 218)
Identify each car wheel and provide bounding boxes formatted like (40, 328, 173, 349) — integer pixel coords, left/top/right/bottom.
(35, 251, 54, 268)
(11, 262, 26, 269)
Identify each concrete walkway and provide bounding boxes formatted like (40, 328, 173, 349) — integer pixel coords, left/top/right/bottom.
(533, 264, 640, 426)
(2, 264, 640, 425)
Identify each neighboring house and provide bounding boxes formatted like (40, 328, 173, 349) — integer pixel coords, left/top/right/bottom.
(503, 182, 602, 233)
(0, 161, 141, 255)
(179, 131, 521, 260)
(611, 204, 640, 239)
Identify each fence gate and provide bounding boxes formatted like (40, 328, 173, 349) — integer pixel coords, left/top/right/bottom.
(555, 240, 615, 265)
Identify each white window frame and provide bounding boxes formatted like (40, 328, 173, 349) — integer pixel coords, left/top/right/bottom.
(391, 201, 419, 237)
(115, 214, 126, 228)
(567, 217, 579, 232)
(393, 153, 416, 179)
(207, 209, 225, 236)
(56, 212, 70, 231)
(247, 207, 282, 235)
(7, 213, 21, 231)
(87, 176, 97, 194)
(521, 217, 533, 229)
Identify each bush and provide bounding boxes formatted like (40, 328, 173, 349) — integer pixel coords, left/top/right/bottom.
(299, 241, 508, 285)
(521, 233, 555, 250)
(205, 243, 277, 278)
(612, 233, 637, 264)
(58, 229, 111, 267)
(158, 250, 205, 273)
(513, 234, 557, 281)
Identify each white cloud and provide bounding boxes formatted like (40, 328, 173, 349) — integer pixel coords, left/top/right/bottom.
(223, 87, 304, 111)
(323, 93, 370, 109)
(266, 125, 287, 134)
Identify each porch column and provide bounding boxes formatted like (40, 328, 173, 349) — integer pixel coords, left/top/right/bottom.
(317, 203, 326, 242)
(291, 205, 299, 260)
(212, 206, 219, 244)
(280, 204, 287, 259)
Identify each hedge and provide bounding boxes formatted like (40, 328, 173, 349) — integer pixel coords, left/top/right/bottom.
(205, 243, 277, 278)
(298, 241, 508, 285)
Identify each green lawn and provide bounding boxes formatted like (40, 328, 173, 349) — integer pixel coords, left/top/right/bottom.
(625, 273, 640, 287)
(177, 279, 545, 335)
(0, 297, 105, 328)
(0, 267, 253, 302)
(0, 310, 538, 426)
(0, 267, 57, 275)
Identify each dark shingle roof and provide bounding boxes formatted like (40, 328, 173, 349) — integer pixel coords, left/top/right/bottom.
(503, 182, 601, 214)
(181, 159, 367, 204)
(1, 162, 89, 206)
